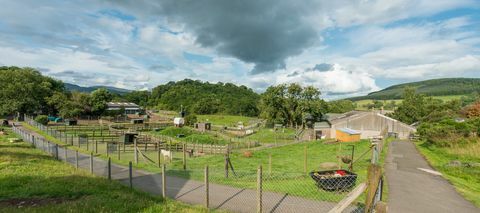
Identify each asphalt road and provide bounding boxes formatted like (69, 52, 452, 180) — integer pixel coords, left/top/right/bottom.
(385, 140, 478, 213)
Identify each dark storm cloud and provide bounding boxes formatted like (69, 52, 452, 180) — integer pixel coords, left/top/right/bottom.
(115, 0, 322, 74)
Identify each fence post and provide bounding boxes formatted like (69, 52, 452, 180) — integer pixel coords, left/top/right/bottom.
(95, 140, 98, 154)
(257, 165, 263, 213)
(183, 143, 186, 170)
(371, 143, 379, 165)
(90, 152, 94, 174)
(107, 157, 111, 180)
(55, 144, 59, 160)
(117, 142, 121, 160)
(134, 138, 138, 164)
(162, 164, 166, 197)
(158, 146, 161, 168)
(75, 150, 79, 169)
(205, 165, 209, 209)
(64, 146, 67, 163)
(129, 161, 133, 188)
(106, 142, 109, 157)
(269, 154, 272, 176)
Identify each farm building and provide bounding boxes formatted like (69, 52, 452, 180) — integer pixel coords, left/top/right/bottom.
(306, 110, 416, 140)
(336, 128, 361, 142)
(107, 102, 142, 114)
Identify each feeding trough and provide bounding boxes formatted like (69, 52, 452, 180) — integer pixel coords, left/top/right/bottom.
(310, 169, 357, 191)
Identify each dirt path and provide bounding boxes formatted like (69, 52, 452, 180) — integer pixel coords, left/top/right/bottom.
(385, 140, 478, 213)
(15, 124, 352, 213)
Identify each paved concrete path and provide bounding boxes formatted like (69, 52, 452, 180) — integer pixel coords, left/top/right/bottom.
(15, 124, 354, 213)
(385, 140, 478, 213)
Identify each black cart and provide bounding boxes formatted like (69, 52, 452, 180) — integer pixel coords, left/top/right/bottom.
(310, 170, 357, 191)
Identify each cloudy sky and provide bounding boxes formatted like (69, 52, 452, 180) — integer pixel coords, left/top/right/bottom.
(0, 0, 479, 98)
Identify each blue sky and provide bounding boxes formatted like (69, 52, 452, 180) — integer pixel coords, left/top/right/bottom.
(0, 0, 479, 99)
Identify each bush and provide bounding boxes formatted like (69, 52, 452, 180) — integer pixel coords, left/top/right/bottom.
(34, 115, 49, 125)
(184, 114, 197, 126)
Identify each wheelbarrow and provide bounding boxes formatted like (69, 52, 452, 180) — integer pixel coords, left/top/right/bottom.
(309, 170, 357, 191)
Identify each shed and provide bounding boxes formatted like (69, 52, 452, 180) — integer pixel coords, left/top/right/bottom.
(336, 128, 361, 142)
(174, 117, 185, 127)
(195, 122, 211, 132)
(121, 133, 138, 144)
(65, 119, 78, 126)
(131, 119, 144, 124)
(314, 121, 331, 139)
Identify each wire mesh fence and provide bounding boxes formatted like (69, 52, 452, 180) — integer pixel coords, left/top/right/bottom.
(13, 117, 387, 213)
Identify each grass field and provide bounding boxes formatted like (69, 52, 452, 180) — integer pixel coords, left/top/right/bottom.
(243, 128, 297, 144)
(0, 128, 208, 212)
(354, 95, 466, 110)
(415, 141, 480, 207)
(196, 115, 258, 126)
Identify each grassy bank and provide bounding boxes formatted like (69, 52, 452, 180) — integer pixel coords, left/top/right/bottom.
(415, 141, 480, 207)
(0, 127, 208, 212)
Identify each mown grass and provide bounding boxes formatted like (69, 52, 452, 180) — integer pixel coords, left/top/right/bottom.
(0, 128, 209, 213)
(243, 128, 297, 144)
(415, 141, 480, 207)
(196, 115, 257, 126)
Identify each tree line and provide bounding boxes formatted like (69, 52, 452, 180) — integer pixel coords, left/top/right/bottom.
(390, 87, 480, 147)
(0, 67, 356, 125)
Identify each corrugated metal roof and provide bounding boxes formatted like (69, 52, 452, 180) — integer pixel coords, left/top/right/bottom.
(314, 121, 331, 129)
(338, 128, 361, 135)
(107, 102, 140, 108)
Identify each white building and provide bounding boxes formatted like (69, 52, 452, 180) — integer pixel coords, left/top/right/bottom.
(106, 102, 142, 114)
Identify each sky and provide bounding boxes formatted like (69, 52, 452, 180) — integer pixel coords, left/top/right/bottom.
(0, 0, 479, 99)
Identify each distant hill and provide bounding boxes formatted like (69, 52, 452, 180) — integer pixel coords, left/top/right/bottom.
(348, 78, 480, 101)
(64, 83, 131, 94)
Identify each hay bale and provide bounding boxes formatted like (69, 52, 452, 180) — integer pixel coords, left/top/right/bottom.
(319, 162, 339, 170)
(243, 151, 253, 158)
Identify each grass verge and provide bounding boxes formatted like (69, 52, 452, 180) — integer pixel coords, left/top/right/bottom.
(0, 127, 209, 212)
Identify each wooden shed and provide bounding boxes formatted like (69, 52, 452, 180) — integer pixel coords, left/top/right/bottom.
(195, 122, 211, 132)
(336, 128, 361, 142)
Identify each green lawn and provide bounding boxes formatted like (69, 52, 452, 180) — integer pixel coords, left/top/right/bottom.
(0, 127, 208, 213)
(196, 115, 258, 127)
(243, 128, 297, 144)
(149, 126, 228, 145)
(354, 95, 466, 110)
(415, 141, 480, 207)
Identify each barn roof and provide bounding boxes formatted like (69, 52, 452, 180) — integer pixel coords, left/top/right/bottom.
(107, 102, 140, 108)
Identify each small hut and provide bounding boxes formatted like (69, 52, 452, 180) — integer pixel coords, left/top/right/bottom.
(314, 121, 331, 139)
(131, 118, 144, 124)
(195, 122, 211, 132)
(65, 119, 78, 126)
(336, 128, 361, 142)
(121, 133, 138, 144)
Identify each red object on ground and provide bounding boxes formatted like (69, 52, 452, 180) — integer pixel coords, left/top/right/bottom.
(336, 170, 347, 176)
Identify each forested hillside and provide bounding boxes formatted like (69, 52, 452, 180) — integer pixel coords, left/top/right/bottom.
(150, 79, 260, 116)
(349, 78, 480, 101)
(65, 83, 131, 94)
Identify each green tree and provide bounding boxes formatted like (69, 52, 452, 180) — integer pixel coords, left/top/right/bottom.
(90, 88, 113, 115)
(259, 83, 324, 127)
(0, 67, 64, 116)
(391, 87, 427, 124)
